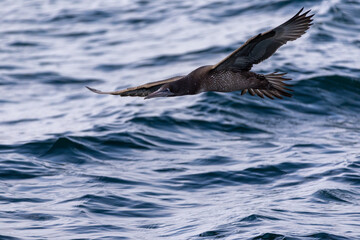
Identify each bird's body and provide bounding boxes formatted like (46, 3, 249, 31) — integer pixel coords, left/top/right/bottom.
(87, 8, 313, 100)
(173, 66, 277, 96)
(198, 67, 268, 93)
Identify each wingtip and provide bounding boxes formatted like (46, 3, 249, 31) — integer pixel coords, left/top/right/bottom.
(298, 7, 304, 15)
(296, 7, 313, 19)
(86, 86, 104, 94)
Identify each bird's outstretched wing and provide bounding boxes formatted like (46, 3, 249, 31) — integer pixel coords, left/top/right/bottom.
(212, 8, 314, 72)
(86, 76, 184, 97)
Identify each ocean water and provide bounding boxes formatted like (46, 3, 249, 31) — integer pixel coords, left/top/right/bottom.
(1, 0, 360, 239)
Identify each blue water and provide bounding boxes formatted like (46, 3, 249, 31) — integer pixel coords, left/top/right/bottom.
(1, 0, 360, 239)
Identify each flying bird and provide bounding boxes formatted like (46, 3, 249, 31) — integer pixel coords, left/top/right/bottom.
(87, 8, 313, 100)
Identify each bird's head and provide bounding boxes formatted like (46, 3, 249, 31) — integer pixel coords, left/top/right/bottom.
(144, 83, 176, 99)
(144, 67, 208, 99)
(145, 80, 190, 99)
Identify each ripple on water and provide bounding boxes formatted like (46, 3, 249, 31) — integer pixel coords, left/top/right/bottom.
(7, 72, 102, 85)
(166, 161, 313, 191)
(313, 188, 358, 204)
(76, 194, 170, 218)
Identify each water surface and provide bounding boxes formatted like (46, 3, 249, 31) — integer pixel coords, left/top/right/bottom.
(1, 0, 360, 239)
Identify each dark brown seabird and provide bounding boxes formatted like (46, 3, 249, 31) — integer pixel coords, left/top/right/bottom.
(87, 8, 313, 100)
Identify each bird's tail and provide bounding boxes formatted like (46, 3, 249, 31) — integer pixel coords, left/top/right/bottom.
(241, 72, 293, 99)
(265, 72, 293, 99)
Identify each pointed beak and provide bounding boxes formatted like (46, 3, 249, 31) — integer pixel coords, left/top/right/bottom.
(145, 88, 174, 99)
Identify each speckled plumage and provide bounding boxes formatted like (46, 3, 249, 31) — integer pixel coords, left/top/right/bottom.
(202, 69, 268, 93)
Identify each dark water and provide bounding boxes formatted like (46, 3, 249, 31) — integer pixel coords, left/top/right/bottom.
(1, 0, 360, 239)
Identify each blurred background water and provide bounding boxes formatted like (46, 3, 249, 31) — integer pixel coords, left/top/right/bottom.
(1, 0, 360, 239)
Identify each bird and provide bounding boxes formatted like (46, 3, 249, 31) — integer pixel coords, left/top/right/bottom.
(87, 8, 313, 100)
